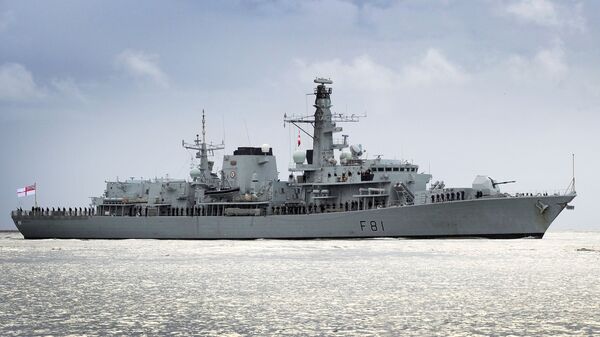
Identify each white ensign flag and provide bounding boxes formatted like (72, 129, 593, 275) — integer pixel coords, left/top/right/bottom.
(17, 184, 36, 198)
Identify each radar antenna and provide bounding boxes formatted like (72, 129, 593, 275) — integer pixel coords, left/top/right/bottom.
(182, 110, 225, 157)
(284, 77, 365, 138)
(283, 77, 366, 168)
(314, 77, 333, 85)
(182, 110, 225, 183)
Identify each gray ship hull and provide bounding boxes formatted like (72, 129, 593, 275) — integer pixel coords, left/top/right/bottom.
(12, 195, 574, 239)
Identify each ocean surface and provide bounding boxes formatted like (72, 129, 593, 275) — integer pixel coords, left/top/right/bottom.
(0, 231, 599, 337)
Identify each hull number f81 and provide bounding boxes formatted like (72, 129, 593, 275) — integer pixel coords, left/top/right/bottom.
(360, 220, 385, 232)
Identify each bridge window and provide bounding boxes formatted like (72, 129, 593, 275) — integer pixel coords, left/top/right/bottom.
(400, 168, 405, 172)
(393, 167, 399, 172)
(385, 167, 392, 172)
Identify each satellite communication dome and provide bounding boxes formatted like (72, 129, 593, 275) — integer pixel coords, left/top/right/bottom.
(261, 144, 271, 153)
(190, 167, 202, 179)
(350, 144, 363, 157)
(293, 150, 306, 164)
(339, 152, 351, 161)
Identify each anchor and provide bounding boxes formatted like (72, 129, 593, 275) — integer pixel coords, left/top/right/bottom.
(536, 200, 549, 214)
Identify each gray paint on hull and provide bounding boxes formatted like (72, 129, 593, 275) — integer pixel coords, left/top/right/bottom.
(13, 195, 574, 239)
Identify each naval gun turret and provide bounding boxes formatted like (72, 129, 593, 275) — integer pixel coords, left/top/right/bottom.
(472, 175, 516, 196)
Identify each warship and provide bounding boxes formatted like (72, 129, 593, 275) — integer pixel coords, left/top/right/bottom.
(12, 78, 576, 239)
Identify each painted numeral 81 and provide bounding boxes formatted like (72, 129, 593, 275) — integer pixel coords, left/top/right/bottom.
(360, 220, 385, 232)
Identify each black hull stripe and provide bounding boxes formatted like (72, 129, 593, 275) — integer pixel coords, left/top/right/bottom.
(21, 233, 545, 240)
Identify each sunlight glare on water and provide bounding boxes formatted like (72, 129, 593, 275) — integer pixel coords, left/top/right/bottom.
(0, 231, 599, 336)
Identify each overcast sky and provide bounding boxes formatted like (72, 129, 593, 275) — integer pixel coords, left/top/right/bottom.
(1, 0, 598, 230)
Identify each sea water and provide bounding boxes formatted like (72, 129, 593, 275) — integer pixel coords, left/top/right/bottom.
(0, 231, 599, 336)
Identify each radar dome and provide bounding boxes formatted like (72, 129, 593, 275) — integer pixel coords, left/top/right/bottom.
(293, 150, 306, 164)
(190, 167, 202, 180)
(261, 144, 271, 153)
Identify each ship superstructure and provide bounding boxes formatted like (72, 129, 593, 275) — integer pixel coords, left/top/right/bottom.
(12, 78, 576, 239)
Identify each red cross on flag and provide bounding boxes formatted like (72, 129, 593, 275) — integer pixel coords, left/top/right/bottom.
(297, 130, 301, 147)
(17, 184, 36, 198)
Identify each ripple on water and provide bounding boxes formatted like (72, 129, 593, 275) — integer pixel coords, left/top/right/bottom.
(0, 231, 599, 336)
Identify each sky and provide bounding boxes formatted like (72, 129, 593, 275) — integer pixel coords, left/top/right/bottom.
(1, 0, 598, 230)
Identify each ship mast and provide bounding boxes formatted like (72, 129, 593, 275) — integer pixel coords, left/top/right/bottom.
(182, 110, 225, 184)
(284, 78, 362, 168)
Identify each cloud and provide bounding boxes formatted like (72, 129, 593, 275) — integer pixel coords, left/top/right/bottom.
(50, 78, 87, 103)
(293, 49, 467, 91)
(508, 41, 569, 81)
(402, 49, 468, 86)
(0, 10, 16, 32)
(506, 0, 558, 26)
(0, 63, 86, 104)
(292, 55, 396, 91)
(0, 63, 44, 101)
(115, 49, 168, 87)
(507, 42, 568, 81)
(504, 0, 585, 31)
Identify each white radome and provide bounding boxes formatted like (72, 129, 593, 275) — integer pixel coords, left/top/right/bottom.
(339, 151, 351, 161)
(261, 144, 271, 153)
(350, 144, 363, 157)
(293, 150, 306, 164)
(190, 167, 202, 179)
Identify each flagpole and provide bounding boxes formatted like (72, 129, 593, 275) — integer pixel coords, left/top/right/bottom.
(34, 182, 38, 208)
(572, 154, 576, 193)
